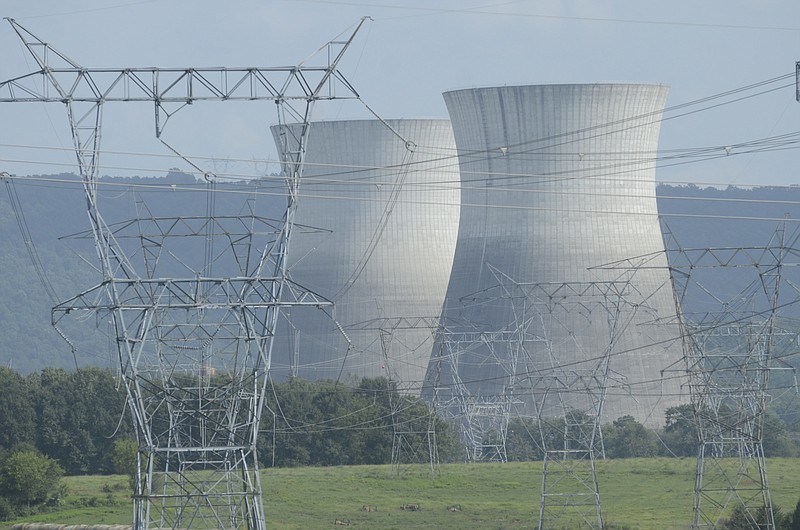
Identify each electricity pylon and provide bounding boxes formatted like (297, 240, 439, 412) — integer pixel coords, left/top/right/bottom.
(460, 271, 644, 530)
(663, 223, 800, 530)
(431, 327, 524, 463)
(1, 17, 374, 529)
(428, 258, 649, 528)
(345, 316, 442, 477)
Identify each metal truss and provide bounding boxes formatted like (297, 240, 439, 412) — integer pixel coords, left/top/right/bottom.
(456, 265, 649, 530)
(428, 263, 542, 464)
(346, 317, 441, 477)
(430, 328, 525, 463)
(0, 17, 369, 139)
(662, 223, 800, 530)
(1, 17, 374, 530)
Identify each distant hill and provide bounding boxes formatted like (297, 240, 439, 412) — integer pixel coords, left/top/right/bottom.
(1, 173, 98, 372)
(657, 183, 800, 323)
(656, 183, 800, 248)
(0, 171, 285, 372)
(2, 177, 799, 373)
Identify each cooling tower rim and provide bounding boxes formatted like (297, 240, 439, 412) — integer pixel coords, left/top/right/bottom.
(443, 82, 670, 96)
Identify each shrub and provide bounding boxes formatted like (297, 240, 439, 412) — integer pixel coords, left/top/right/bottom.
(0, 449, 63, 515)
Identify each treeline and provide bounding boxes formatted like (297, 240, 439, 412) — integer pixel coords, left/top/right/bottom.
(0, 367, 462, 474)
(505, 407, 799, 462)
(258, 376, 461, 466)
(0, 367, 130, 475)
(1, 366, 798, 476)
(0, 367, 131, 520)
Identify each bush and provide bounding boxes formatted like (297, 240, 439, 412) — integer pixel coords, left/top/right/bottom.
(0, 449, 64, 510)
(112, 438, 138, 490)
(787, 497, 800, 530)
(721, 503, 789, 529)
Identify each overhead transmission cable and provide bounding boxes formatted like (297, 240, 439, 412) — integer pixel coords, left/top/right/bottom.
(1, 171, 60, 303)
(10, 170, 800, 228)
(1, 69, 795, 190)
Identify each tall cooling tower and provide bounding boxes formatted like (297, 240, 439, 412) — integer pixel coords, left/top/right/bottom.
(427, 84, 685, 425)
(271, 119, 460, 392)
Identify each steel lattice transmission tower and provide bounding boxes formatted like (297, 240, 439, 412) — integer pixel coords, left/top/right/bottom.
(663, 224, 800, 529)
(525, 282, 630, 530)
(343, 316, 442, 477)
(429, 264, 531, 464)
(0, 16, 375, 529)
(430, 327, 523, 463)
(457, 268, 650, 530)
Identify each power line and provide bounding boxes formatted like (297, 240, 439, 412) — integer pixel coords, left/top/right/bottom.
(1, 69, 795, 188)
(1, 171, 60, 303)
(13, 1, 162, 20)
(9, 171, 800, 227)
(291, 0, 800, 32)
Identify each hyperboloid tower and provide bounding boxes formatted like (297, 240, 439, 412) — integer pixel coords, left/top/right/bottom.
(271, 119, 460, 393)
(427, 83, 686, 432)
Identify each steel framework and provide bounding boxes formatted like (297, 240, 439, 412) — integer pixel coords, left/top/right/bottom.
(606, 224, 800, 529)
(462, 270, 647, 530)
(0, 17, 376, 529)
(346, 316, 441, 477)
(430, 328, 524, 463)
(429, 264, 535, 464)
(429, 260, 650, 528)
(665, 225, 800, 529)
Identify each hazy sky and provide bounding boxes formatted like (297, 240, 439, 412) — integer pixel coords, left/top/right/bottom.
(0, 0, 799, 186)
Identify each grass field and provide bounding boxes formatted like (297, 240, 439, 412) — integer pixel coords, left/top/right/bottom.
(3, 458, 799, 529)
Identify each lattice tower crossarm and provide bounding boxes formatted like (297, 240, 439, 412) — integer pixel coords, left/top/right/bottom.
(0, 15, 374, 283)
(2, 16, 375, 530)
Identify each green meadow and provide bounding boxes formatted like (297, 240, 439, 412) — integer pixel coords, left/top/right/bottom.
(4, 458, 799, 529)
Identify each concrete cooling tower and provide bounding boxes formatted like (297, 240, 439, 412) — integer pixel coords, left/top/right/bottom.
(271, 119, 460, 392)
(427, 84, 685, 426)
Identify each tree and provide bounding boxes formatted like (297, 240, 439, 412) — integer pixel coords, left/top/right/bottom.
(659, 404, 697, 457)
(112, 438, 139, 489)
(0, 449, 63, 511)
(35, 367, 130, 474)
(720, 503, 788, 530)
(603, 415, 658, 458)
(761, 412, 798, 457)
(0, 367, 37, 450)
(506, 417, 543, 461)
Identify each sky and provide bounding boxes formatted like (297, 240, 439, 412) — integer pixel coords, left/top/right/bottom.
(0, 0, 798, 187)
